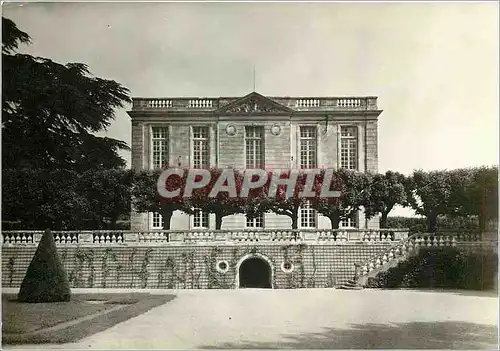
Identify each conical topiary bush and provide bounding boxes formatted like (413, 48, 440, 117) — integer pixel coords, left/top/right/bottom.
(17, 229, 71, 303)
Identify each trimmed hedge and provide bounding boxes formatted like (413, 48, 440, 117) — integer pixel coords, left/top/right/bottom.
(366, 247, 498, 291)
(387, 216, 480, 233)
(18, 229, 71, 303)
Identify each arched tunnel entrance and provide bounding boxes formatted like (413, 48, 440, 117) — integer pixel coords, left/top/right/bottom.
(238, 257, 272, 288)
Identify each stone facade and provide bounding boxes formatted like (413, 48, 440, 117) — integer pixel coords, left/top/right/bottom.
(128, 92, 383, 231)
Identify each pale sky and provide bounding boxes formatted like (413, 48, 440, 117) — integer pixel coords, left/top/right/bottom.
(3, 1, 499, 177)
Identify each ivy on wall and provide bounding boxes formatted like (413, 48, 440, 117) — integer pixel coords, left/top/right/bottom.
(158, 256, 174, 289)
(86, 249, 95, 288)
(3, 242, 401, 290)
(8, 257, 15, 286)
(326, 272, 336, 288)
(181, 250, 197, 289)
(138, 248, 153, 288)
(308, 246, 317, 288)
(101, 248, 117, 288)
(205, 247, 232, 289)
(281, 244, 307, 289)
(128, 248, 137, 288)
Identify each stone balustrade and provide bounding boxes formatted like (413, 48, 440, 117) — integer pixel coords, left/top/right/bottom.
(188, 99, 213, 108)
(336, 98, 362, 108)
(132, 96, 379, 111)
(295, 99, 321, 108)
(354, 232, 485, 285)
(2, 228, 408, 247)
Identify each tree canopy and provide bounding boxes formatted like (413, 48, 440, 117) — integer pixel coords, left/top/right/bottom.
(2, 17, 131, 171)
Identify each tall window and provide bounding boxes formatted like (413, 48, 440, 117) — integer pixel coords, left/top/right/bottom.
(192, 126, 209, 169)
(193, 208, 209, 229)
(152, 212, 163, 229)
(246, 214, 264, 228)
(340, 126, 358, 170)
(300, 201, 317, 228)
(245, 126, 264, 168)
(299, 126, 317, 169)
(340, 212, 358, 228)
(151, 127, 169, 169)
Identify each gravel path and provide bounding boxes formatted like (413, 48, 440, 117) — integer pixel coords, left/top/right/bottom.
(3, 288, 498, 349)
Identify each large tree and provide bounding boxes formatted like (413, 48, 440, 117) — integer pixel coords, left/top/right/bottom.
(364, 171, 407, 228)
(263, 170, 311, 230)
(2, 169, 89, 230)
(188, 168, 246, 229)
(448, 166, 498, 234)
(310, 169, 369, 229)
(2, 17, 131, 171)
(405, 170, 455, 232)
(2, 169, 133, 230)
(79, 169, 134, 229)
(132, 168, 194, 230)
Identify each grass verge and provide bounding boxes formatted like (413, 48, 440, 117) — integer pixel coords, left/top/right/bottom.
(2, 293, 175, 344)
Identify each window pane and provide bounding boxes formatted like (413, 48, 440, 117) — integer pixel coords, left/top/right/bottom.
(246, 214, 264, 228)
(193, 208, 209, 228)
(340, 213, 357, 228)
(152, 127, 169, 169)
(300, 201, 317, 228)
(192, 126, 209, 169)
(152, 212, 163, 229)
(340, 126, 358, 170)
(245, 126, 264, 168)
(299, 126, 317, 169)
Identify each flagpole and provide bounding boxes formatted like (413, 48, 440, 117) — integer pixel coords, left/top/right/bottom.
(253, 65, 256, 92)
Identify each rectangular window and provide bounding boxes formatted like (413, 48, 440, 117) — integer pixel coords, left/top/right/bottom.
(246, 214, 264, 228)
(192, 126, 209, 169)
(245, 126, 264, 168)
(340, 126, 358, 170)
(152, 212, 163, 229)
(299, 126, 317, 169)
(193, 208, 209, 229)
(340, 213, 358, 228)
(300, 201, 317, 228)
(151, 127, 169, 169)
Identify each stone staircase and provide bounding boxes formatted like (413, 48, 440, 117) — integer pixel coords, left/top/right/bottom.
(343, 232, 482, 290)
(338, 278, 363, 290)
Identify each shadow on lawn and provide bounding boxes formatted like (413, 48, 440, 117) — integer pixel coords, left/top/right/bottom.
(201, 321, 498, 349)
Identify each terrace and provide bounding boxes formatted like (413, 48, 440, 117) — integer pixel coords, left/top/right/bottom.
(2, 228, 408, 246)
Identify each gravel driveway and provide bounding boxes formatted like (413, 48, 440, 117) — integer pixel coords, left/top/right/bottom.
(4, 288, 498, 349)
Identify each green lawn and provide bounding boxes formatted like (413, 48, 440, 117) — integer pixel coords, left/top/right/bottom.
(2, 293, 175, 344)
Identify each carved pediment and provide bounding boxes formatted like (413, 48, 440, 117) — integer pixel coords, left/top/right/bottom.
(217, 92, 292, 115)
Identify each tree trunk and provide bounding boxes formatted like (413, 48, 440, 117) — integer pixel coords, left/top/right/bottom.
(328, 213, 340, 229)
(380, 212, 389, 229)
(109, 215, 118, 230)
(479, 191, 486, 240)
(215, 213, 223, 230)
(427, 212, 438, 233)
(291, 215, 298, 230)
(478, 214, 486, 241)
(160, 209, 173, 230)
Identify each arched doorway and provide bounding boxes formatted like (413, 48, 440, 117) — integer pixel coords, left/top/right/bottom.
(238, 256, 272, 288)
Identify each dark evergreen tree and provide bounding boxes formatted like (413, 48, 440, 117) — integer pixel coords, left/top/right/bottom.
(18, 229, 71, 303)
(2, 17, 131, 171)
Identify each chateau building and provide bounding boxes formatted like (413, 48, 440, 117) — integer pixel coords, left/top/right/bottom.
(128, 92, 382, 231)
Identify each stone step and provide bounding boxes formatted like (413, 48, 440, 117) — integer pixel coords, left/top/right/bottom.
(338, 279, 363, 290)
